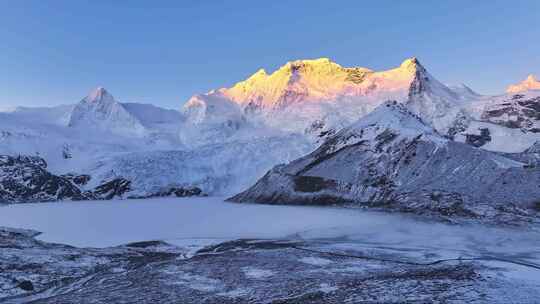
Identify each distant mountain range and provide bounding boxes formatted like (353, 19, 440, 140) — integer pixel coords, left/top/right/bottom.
(1, 57, 539, 222)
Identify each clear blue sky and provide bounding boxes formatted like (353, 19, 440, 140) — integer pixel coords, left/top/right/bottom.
(1, 0, 539, 109)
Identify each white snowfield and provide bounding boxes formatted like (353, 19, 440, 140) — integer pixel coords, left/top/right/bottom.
(0, 57, 539, 197)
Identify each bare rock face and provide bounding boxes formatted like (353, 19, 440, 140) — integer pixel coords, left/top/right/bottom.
(229, 102, 540, 223)
(465, 128, 492, 147)
(91, 178, 132, 200)
(0, 155, 88, 203)
(481, 94, 540, 133)
(526, 141, 540, 154)
(127, 186, 204, 199)
(60, 173, 91, 186)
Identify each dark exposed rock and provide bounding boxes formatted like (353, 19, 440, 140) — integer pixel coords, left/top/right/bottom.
(16, 280, 34, 291)
(60, 173, 91, 186)
(345, 67, 372, 84)
(525, 141, 540, 154)
(293, 176, 337, 193)
(127, 186, 205, 199)
(13, 155, 47, 169)
(92, 178, 132, 200)
(481, 95, 540, 132)
(465, 128, 491, 147)
(0, 155, 88, 204)
(62, 144, 72, 159)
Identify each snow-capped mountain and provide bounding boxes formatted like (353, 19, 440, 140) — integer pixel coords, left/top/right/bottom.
(507, 74, 540, 93)
(1, 57, 539, 207)
(0, 87, 184, 175)
(230, 101, 540, 222)
(182, 57, 474, 143)
(68, 87, 148, 137)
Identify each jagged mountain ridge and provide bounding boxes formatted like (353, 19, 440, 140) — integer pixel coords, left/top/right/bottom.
(219, 57, 461, 110)
(181, 57, 474, 144)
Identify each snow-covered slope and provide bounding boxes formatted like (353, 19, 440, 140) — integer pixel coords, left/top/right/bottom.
(450, 89, 540, 153)
(85, 134, 313, 196)
(122, 102, 183, 128)
(69, 87, 147, 137)
(180, 93, 249, 146)
(230, 102, 540, 222)
(5, 104, 74, 126)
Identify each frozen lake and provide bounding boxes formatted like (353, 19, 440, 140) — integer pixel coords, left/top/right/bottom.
(0, 197, 537, 257)
(1, 197, 540, 283)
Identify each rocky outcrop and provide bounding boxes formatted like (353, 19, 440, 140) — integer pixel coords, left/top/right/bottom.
(526, 141, 540, 154)
(0, 155, 88, 203)
(229, 102, 540, 222)
(465, 128, 491, 147)
(481, 93, 540, 133)
(127, 186, 204, 199)
(60, 173, 91, 186)
(91, 178, 132, 200)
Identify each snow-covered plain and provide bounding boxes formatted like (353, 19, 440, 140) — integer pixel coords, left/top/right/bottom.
(1, 197, 540, 273)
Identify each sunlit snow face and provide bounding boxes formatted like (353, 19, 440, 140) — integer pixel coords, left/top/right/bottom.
(507, 74, 540, 93)
(218, 57, 421, 108)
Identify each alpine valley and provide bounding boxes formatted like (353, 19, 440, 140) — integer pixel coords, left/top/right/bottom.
(1, 57, 540, 223)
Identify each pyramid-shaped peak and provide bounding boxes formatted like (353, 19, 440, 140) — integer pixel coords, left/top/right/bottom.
(399, 57, 424, 71)
(84, 86, 115, 103)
